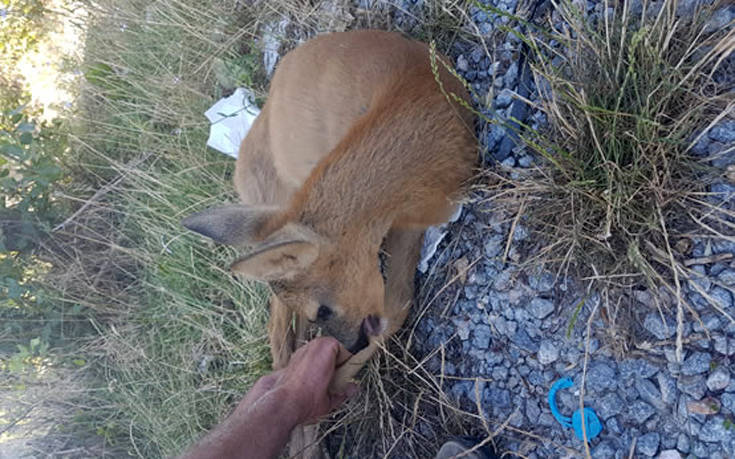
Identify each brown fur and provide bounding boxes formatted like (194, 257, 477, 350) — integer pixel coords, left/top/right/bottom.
(183, 29, 475, 377)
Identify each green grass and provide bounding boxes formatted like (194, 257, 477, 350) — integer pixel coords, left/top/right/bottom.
(33, 0, 277, 455)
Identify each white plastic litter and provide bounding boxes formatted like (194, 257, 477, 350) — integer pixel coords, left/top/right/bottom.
(204, 88, 260, 158)
(418, 205, 463, 273)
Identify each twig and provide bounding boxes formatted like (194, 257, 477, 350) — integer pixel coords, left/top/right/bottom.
(683, 253, 733, 266)
(0, 403, 37, 436)
(503, 198, 527, 264)
(579, 282, 599, 459)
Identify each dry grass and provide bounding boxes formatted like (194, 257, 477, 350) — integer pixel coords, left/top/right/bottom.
(481, 0, 735, 357)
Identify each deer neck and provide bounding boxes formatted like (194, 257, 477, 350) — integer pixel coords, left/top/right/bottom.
(264, 85, 423, 246)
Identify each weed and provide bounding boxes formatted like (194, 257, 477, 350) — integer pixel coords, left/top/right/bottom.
(483, 1, 735, 355)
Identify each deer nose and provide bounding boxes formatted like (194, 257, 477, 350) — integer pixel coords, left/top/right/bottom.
(345, 315, 383, 355)
(362, 314, 383, 337)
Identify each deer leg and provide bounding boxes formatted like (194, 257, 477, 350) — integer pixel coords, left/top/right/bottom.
(382, 228, 425, 336)
(267, 295, 295, 370)
(267, 297, 323, 458)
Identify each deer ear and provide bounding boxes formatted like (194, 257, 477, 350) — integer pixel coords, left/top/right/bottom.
(230, 224, 320, 281)
(181, 204, 278, 246)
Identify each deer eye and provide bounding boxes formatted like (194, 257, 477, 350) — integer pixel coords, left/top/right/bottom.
(317, 304, 333, 321)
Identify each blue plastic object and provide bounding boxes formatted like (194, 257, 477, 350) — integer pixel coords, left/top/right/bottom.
(548, 377, 603, 441)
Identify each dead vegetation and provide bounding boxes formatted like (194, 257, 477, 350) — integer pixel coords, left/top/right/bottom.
(481, 0, 735, 358)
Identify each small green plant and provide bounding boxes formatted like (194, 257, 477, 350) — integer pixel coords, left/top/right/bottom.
(0, 105, 64, 307)
(2, 336, 50, 374)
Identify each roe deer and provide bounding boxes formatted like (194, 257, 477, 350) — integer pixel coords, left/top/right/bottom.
(183, 30, 475, 386)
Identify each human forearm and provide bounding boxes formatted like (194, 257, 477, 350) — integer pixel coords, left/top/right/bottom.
(181, 387, 301, 459)
(180, 338, 355, 459)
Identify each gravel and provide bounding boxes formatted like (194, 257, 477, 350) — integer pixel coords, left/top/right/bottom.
(537, 340, 559, 365)
(643, 312, 676, 340)
(528, 298, 554, 319)
(706, 368, 731, 392)
(595, 392, 624, 420)
(681, 352, 712, 376)
(353, 0, 735, 456)
(637, 432, 660, 457)
(635, 378, 666, 410)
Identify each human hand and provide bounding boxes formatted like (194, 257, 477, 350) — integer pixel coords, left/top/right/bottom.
(277, 336, 358, 424)
(240, 337, 358, 426)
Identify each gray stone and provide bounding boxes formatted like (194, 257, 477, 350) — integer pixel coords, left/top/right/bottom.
(637, 432, 660, 457)
(722, 393, 735, 414)
(706, 367, 730, 392)
(678, 375, 707, 400)
(538, 412, 555, 427)
(607, 416, 622, 434)
(688, 275, 712, 293)
(528, 272, 554, 292)
(621, 359, 660, 381)
(525, 399, 541, 421)
(636, 378, 666, 410)
(450, 380, 474, 402)
(711, 142, 735, 169)
(693, 314, 721, 333)
(627, 400, 656, 424)
(657, 373, 679, 405)
(504, 61, 518, 87)
(698, 416, 730, 443)
(537, 340, 559, 365)
(492, 366, 508, 381)
(708, 120, 735, 144)
(511, 224, 528, 242)
(681, 352, 712, 376)
(676, 433, 690, 454)
(456, 54, 469, 72)
(495, 88, 513, 108)
(718, 269, 735, 286)
(470, 46, 484, 64)
(677, 0, 706, 16)
(484, 387, 511, 409)
(596, 392, 624, 420)
(586, 362, 617, 391)
(658, 450, 681, 459)
(710, 286, 733, 310)
(493, 269, 513, 290)
(456, 319, 471, 341)
(643, 312, 675, 340)
(714, 335, 730, 355)
(483, 234, 504, 259)
(493, 316, 516, 337)
(528, 298, 554, 319)
(592, 441, 616, 459)
(511, 329, 539, 352)
(500, 156, 515, 168)
(692, 441, 708, 457)
(517, 155, 532, 167)
(473, 324, 492, 349)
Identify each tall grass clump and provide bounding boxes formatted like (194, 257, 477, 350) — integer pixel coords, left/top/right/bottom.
(486, 1, 734, 354)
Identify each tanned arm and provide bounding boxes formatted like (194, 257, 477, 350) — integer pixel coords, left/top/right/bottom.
(180, 337, 356, 459)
